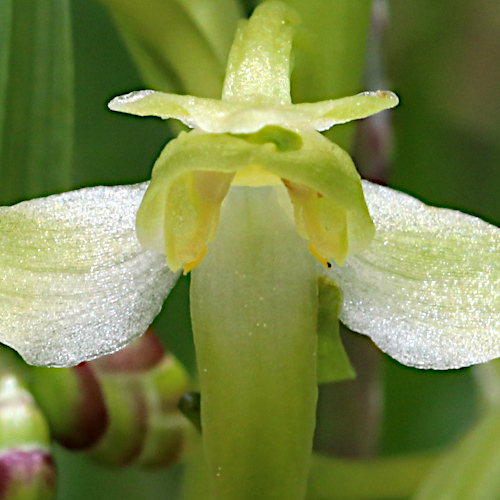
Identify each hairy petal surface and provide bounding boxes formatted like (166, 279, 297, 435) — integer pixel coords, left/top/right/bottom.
(0, 183, 178, 367)
(328, 181, 500, 370)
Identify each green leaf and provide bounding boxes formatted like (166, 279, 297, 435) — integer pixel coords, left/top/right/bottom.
(307, 451, 438, 500)
(0, 0, 12, 155)
(176, 0, 243, 66)
(317, 276, 355, 384)
(107, 13, 181, 93)
(0, 0, 74, 203)
(277, 0, 373, 149)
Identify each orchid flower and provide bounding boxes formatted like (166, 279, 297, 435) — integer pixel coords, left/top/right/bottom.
(0, 1, 499, 498)
(0, 0, 496, 370)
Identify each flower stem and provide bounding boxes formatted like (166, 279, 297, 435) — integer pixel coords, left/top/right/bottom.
(190, 185, 318, 499)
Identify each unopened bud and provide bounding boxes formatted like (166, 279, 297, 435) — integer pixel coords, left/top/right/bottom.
(0, 373, 55, 499)
(29, 362, 107, 449)
(134, 355, 190, 468)
(87, 331, 191, 468)
(91, 330, 164, 373)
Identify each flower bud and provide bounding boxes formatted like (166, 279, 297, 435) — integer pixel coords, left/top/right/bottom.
(134, 355, 190, 468)
(29, 362, 107, 450)
(87, 331, 191, 468)
(0, 373, 55, 500)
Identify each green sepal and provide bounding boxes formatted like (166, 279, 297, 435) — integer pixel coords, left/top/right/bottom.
(222, 1, 299, 104)
(109, 89, 398, 135)
(0, 183, 177, 368)
(293, 91, 399, 130)
(329, 180, 500, 370)
(317, 276, 355, 385)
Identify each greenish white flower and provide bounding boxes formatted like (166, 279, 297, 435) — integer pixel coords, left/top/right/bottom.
(0, 0, 498, 374)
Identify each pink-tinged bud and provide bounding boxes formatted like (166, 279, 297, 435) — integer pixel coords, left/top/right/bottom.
(134, 355, 190, 468)
(86, 372, 148, 466)
(0, 451, 55, 500)
(0, 374, 56, 499)
(87, 332, 191, 468)
(29, 362, 108, 450)
(91, 330, 164, 373)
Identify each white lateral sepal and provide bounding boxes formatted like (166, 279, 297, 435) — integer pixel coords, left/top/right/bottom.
(328, 181, 500, 370)
(0, 183, 179, 367)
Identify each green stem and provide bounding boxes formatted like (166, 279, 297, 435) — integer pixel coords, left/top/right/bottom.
(190, 185, 318, 499)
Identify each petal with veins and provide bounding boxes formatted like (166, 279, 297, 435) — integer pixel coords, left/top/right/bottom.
(0, 183, 179, 367)
(328, 181, 500, 370)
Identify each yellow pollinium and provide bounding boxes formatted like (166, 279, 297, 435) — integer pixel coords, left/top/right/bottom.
(283, 178, 349, 266)
(164, 169, 355, 272)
